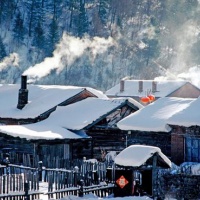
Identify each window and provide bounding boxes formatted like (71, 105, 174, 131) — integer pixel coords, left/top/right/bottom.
(185, 137, 200, 162)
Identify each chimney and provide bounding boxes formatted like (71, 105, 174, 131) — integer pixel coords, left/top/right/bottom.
(152, 81, 157, 93)
(17, 75, 28, 109)
(120, 79, 125, 92)
(138, 80, 143, 93)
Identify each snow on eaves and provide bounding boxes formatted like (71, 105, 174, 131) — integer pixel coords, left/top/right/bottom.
(117, 97, 194, 132)
(167, 96, 200, 127)
(0, 124, 89, 140)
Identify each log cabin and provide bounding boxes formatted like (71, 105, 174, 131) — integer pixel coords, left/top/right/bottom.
(0, 75, 108, 166)
(117, 97, 196, 165)
(0, 96, 143, 167)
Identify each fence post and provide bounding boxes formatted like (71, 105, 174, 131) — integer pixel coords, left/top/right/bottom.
(74, 166, 79, 186)
(38, 161, 43, 181)
(24, 181, 30, 200)
(78, 179, 84, 197)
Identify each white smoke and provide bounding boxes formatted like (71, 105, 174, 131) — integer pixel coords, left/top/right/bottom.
(23, 33, 114, 83)
(177, 65, 200, 87)
(0, 53, 19, 71)
(154, 65, 200, 89)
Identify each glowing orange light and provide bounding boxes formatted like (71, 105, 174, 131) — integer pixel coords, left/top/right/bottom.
(140, 96, 150, 104)
(148, 94, 155, 102)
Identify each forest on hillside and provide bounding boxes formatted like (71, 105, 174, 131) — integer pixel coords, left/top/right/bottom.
(0, 0, 200, 91)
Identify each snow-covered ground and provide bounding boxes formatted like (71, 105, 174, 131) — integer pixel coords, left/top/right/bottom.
(60, 194, 152, 200)
(38, 181, 153, 200)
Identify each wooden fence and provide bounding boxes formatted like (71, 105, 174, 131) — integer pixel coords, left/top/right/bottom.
(0, 164, 42, 200)
(0, 161, 115, 199)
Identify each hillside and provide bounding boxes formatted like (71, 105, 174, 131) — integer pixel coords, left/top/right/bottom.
(0, 0, 200, 91)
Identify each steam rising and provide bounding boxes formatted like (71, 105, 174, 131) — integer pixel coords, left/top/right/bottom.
(23, 33, 114, 83)
(0, 53, 19, 71)
(177, 66, 200, 87)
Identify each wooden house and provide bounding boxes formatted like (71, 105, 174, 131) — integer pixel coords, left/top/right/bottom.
(105, 78, 200, 105)
(0, 75, 108, 165)
(117, 97, 195, 165)
(0, 97, 143, 166)
(167, 97, 200, 164)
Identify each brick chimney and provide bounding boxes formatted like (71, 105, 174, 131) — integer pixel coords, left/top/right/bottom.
(17, 75, 28, 109)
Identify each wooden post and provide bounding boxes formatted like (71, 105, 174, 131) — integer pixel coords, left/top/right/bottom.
(38, 161, 43, 182)
(152, 153, 157, 199)
(24, 181, 30, 200)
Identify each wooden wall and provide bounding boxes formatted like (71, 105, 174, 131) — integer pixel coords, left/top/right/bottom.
(86, 129, 126, 161)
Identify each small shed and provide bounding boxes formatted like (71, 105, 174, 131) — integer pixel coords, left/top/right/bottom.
(114, 145, 171, 198)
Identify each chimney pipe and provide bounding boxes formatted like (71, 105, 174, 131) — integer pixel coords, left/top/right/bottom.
(152, 81, 157, 93)
(138, 80, 143, 93)
(17, 75, 28, 110)
(120, 79, 125, 92)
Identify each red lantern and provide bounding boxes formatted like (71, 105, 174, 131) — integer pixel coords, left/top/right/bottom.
(140, 96, 150, 104)
(148, 94, 155, 102)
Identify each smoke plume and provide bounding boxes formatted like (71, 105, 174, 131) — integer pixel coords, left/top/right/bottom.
(23, 33, 114, 83)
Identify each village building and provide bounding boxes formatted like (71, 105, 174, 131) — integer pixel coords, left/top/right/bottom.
(167, 97, 200, 164)
(117, 97, 195, 165)
(0, 75, 108, 165)
(105, 77, 200, 105)
(0, 96, 143, 167)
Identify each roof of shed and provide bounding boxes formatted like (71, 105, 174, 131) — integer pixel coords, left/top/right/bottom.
(114, 144, 172, 168)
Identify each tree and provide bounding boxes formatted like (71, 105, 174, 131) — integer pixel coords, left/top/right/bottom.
(12, 12, 25, 45)
(45, 17, 60, 56)
(98, 0, 110, 24)
(32, 21, 45, 49)
(0, 36, 7, 61)
(78, 0, 89, 37)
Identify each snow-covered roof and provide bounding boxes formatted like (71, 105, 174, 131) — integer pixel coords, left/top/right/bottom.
(0, 84, 107, 119)
(0, 97, 142, 140)
(0, 124, 89, 140)
(117, 97, 194, 132)
(114, 145, 171, 168)
(167, 96, 200, 127)
(105, 79, 187, 98)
